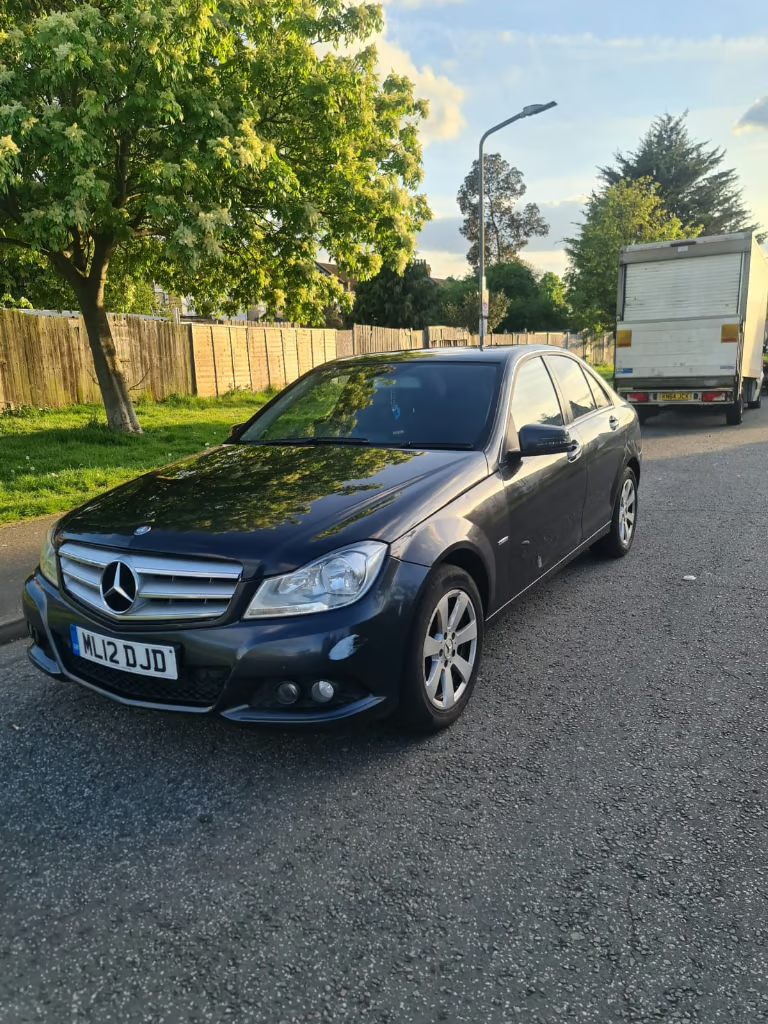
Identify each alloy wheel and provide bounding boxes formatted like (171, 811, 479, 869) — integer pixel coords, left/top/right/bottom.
(422, 589, 478, 710)
(618, 478, 636, 546)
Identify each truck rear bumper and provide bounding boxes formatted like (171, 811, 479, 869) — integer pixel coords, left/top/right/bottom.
(617, 385, 734, 408)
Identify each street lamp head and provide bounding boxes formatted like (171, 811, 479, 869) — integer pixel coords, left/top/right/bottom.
(522, 102, 557, 117)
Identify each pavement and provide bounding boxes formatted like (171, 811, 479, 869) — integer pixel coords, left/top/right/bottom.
(0, 515, 56, 644)
(2, 406, 768, 1022)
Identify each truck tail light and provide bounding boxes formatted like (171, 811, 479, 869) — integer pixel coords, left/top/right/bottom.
(721, 324, 739, 343)
(702, 391, 728, 402)
(627, 392, 648, 403)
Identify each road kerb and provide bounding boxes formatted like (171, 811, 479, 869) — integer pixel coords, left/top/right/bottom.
(0, 617, 26, 646)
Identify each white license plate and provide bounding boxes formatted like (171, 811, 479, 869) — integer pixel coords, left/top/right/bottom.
(70, 625, 178, 680)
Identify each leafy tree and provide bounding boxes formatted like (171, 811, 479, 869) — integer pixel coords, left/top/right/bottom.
(536, 272, 570, 329)
(435, 275, 508, 333)
(565, 179, 695, 334)
(457, 154, 549, 269)
(351, 260, 438, 329)
(0, 1, 429, 431)
(0, 248, 72, 309)
(0, 245, 163, 313)
(599, 113, 762, 239)
(489, 264, 569, 333)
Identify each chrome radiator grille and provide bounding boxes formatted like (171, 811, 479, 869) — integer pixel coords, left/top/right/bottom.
(59, 542, 242, 622)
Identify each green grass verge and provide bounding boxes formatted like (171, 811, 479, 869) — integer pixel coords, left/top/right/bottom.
(593, 364, 615, 386)
(0, 391, 271, 525)
(1, 367, 619, 526)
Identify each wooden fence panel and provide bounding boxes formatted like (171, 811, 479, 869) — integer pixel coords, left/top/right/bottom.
(210, 326, 236, 394)
(336, 330, 353, 358)
(246, 328, 271, 392)
(191, 325, 218, 397)
(264, 329, 287, 389)
(353, 324, 419, 353)
(281, 330, 300, 384)
(228, 326, 251, 392)
(0, 310, 615, 411)
(296, 329, 313, 378)
(322, 329, 337, 363)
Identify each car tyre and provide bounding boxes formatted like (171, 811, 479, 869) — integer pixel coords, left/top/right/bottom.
(397, 565, 484, 733)
(726, 394, 743, 425)
(592, 466, 638, 559)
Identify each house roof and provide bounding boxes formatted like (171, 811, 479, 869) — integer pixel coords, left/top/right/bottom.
(315, 262, 354, 287)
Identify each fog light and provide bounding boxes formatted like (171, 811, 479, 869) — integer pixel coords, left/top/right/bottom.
(276, 681, 301, 705)
(311, 680, 335, 703)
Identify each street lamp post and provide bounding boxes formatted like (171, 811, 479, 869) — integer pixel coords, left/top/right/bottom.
(478, 102, 557, 349)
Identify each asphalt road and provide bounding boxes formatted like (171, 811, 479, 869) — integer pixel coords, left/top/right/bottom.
(2, 405, 768, 1023)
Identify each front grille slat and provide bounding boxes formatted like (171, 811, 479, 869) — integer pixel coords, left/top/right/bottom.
(59, 542, 243, 622)
(138, 579, 236, 601)
(59, 558, 102, 590)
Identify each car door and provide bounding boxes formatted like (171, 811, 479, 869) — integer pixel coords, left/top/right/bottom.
(544, 355, 626, 542)
(499, 355, 588, 601)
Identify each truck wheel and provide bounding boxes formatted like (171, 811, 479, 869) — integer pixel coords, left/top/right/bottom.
(748, 390, 762, 410)
(726, 395, 743, 426)
(637, 407, 654, 425)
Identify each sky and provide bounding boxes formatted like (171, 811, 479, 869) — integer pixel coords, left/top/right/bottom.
(365, 0, 768, 280)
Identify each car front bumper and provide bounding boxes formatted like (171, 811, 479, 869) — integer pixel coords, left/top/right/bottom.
(23, 556, 430, 726)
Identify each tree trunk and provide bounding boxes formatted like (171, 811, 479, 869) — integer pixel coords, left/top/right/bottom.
(78, 290, 142, 434)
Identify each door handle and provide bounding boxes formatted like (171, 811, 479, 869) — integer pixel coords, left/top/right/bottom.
(609, 415, 620, 431)
(567, 439, 582, 463)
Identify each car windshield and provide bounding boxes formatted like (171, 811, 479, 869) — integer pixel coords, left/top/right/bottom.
(238, 360, 500, 450)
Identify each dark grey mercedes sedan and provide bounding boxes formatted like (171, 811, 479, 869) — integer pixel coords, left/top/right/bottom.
(24, 346, 641, 732)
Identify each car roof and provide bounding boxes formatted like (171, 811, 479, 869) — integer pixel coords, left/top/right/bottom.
(331, 344, 576, 367)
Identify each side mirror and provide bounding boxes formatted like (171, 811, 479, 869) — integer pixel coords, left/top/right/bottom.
(516, 423, 573, 457)
(227, 422, 246, 440)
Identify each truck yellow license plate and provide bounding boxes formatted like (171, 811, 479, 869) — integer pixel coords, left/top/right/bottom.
(659, 392, 691, 401)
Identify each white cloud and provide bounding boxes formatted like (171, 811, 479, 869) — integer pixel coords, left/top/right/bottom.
(523, 249, 569, 277)
(735, 95, 768, 132)
(374, 35, 465, 142)
(415, 249, 469, 279)
(318, 17, 465, 144)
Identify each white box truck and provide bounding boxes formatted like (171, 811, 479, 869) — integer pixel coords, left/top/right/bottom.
(614, 232, 768, 425)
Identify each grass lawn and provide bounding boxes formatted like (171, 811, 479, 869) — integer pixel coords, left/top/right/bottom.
(594, 364, 615, 386)
(0, 392, 270, 525)
(1, 363, 617, 526)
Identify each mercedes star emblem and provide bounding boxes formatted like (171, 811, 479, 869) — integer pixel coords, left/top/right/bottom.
(134, 525, 152, 536)
(100, 561, 138, 614)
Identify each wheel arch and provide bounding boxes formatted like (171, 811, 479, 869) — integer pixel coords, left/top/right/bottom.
(439, 546, 490, 616)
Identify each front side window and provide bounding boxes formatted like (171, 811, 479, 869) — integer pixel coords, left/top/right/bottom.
(239, 360, 501, 450)
(546, 356, 596, 421)
(510, 357, 564, 430)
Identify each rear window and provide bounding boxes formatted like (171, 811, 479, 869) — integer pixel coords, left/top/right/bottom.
(585, 372, 613, 409)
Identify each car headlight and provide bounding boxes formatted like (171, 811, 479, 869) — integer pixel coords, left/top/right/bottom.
(245, 541, 388, 619)
(40, 522, 59, 587)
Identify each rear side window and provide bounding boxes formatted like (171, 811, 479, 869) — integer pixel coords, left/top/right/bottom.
(546, 356, 596, 420)
(510, 357, 564, 429)
(585, 372, 613, 409)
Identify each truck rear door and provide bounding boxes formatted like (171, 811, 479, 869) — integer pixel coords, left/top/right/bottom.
(616, 252, 743, 384)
